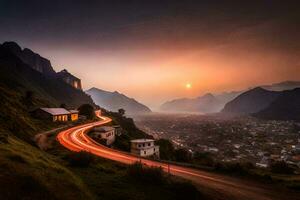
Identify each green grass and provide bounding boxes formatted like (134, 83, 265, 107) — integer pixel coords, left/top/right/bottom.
(0, 136, 93, 200)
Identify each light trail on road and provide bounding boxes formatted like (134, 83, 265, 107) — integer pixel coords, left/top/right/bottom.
(57, 115, 299, 200)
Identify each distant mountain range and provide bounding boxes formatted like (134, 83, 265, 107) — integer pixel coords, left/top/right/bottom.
(2, 41, 299, 120)
(86, 87, 151, 115)
(222, 86, 300, 121)
(160, 81, 300, 114)
(160, 92, 240, 113)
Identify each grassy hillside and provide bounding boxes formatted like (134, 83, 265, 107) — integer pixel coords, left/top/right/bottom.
(46, 137, 205, 200)
(0, 136, 92, 200)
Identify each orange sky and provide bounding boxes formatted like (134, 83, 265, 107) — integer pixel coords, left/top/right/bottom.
(2, 1, 299, 109)
(33, 41, 299, 109)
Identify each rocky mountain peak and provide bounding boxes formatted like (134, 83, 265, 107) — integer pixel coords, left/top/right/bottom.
(56, 69, 82, 90)
(2, 41, 22, 53)
(1, 41, 55, 76)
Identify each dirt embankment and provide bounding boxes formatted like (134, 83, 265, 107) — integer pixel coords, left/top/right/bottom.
(34, 126, 68, 150)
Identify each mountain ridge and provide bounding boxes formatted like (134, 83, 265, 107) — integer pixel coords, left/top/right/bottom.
(1, 41, 83, 90)
(0, 41, 95, 109)
(221, 87, 281, 114)
(2, 41, 56, 76)
(160, 81, 300, 114)
(86, 87, 151, 115)
(255, 88, 300, 121)
(160, 91, 241, 113)
(261, 81, 300, 91)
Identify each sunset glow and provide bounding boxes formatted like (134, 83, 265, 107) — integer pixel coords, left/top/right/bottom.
(186, 83, 192, 89)
(1, 1, 299, 109)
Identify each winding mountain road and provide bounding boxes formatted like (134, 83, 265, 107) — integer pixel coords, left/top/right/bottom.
(57, 115, 299, 200)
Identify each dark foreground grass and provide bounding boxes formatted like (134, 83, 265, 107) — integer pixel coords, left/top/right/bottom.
(68, 156, 208, 200)
(0, 136, 93, 200)
(40, 136, 210, 200)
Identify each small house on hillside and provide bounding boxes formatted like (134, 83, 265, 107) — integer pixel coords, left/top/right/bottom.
(91, 126, 116, 145)
(112, 125, 122, 136)
(131, 139, 159, 158)
(32, 108, 78, 122)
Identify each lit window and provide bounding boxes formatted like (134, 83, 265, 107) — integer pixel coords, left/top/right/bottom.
(74, 81, 78, 88)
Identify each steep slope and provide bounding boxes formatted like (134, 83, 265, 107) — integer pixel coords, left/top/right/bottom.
(0, 42, 94, 109)
(0, 136, 93, 200)
(222, 87, 280, 114)
(86, 87, 151, 115)
(160, 93, 226, 113)
(255, 88, 300, 121)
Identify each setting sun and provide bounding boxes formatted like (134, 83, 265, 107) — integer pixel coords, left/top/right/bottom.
(185, 83, 192, 89)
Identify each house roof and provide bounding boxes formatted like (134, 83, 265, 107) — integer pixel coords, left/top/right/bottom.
(69, 110, 79, 114)
(131, 139, 154, 143)
(93, 126, 114, 132)
(40, 108, 70, 115)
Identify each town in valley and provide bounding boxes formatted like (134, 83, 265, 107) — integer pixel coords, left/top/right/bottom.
(136, 114, 300, 170)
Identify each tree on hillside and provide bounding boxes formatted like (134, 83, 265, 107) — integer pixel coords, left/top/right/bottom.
(155, 139, 175, 160)
(174, 148, 192, 163)
(193, 152, 215, 167)
(118, 108, 125, 116)
(78, 104, 95, 119)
